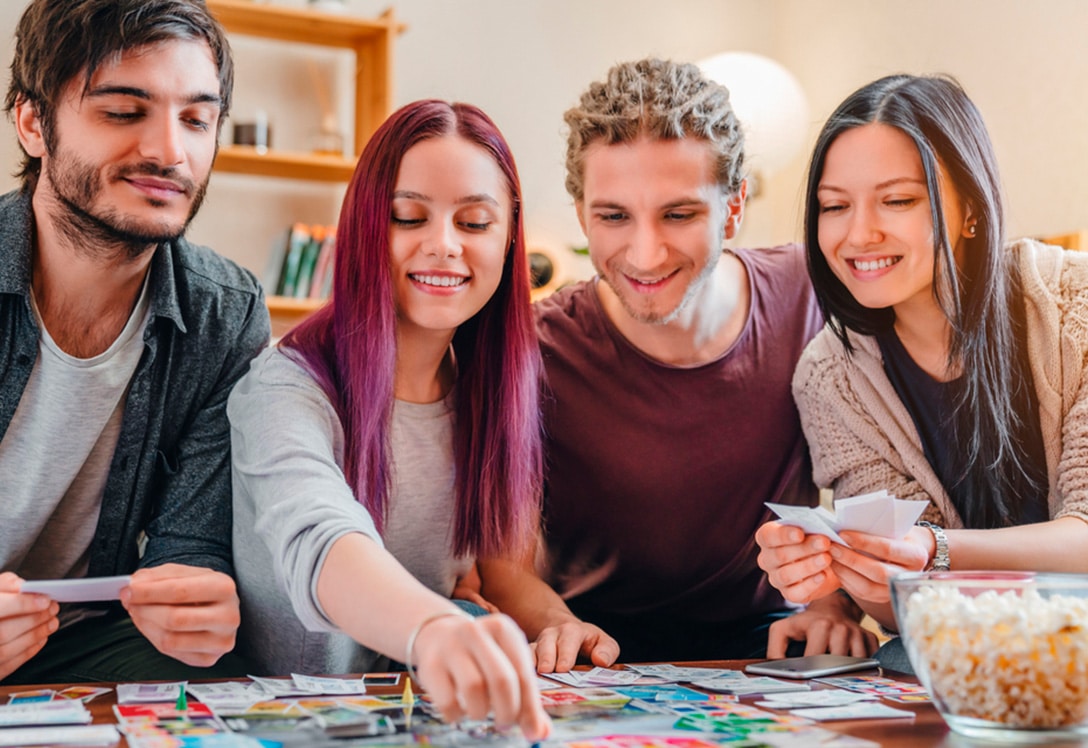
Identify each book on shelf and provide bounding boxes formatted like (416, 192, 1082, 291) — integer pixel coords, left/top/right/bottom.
(266, 223, 336, 301)
(293, 225, 325, 300)
(309, 229, 337, 299)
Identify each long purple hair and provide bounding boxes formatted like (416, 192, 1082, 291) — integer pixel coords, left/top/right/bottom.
(281, 100, 542, 558)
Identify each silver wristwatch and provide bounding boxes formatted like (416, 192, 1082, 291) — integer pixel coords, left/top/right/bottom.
(918, 521, 950, 571)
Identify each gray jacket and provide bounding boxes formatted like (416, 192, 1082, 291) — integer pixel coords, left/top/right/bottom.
(0, 189, 270, 578)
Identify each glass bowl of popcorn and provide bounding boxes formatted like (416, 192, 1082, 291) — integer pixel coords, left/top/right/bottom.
(891, 571, 1088, 743)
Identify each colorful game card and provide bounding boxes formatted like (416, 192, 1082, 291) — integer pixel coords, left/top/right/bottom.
(115, 702, 226, 741)
(221, 711, 319, 735)
(290, 673, 367, 695)
(116, 681, 186, 704)
(568, 736, 746, 747)
(689, 676, 811, 695)
(814, 675, 930, 703)
(539, 688, 631, 708)
(56, 686, 112, 704)
(246, 675, 314, 698)
(339, 695, 409, 712)
(614, 685, 713, 702)
(757, 690, 877, 709)
(115, 702, 217, 721)
(185, 682, 265, 712)
(363, 673, 401, 687)
(6, 689, 55, 704)
(788, 702, 916, 721)
(624, 665, 748, 684)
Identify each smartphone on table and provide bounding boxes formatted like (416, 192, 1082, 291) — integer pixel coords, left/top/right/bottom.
(744, 654, 880, 679)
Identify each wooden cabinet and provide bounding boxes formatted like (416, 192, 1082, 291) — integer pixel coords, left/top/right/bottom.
(1041, 230, 1088, 251)
(205, 0, 402, 335)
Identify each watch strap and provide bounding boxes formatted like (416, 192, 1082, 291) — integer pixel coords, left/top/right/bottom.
(917, 521, 950, 571)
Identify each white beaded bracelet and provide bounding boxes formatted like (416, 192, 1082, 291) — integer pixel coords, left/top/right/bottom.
(404, 610, 473, 682)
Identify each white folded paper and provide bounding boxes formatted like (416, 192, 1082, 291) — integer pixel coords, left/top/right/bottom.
(766, 490, 927, 546)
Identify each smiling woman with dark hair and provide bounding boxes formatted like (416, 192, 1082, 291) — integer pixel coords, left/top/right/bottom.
(756, 74, 1088, 636)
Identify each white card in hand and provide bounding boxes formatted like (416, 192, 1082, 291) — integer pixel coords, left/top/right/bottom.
(764, 503, 847, 544)
(20, 576, 131, 603)
(767, 490, 927, 545)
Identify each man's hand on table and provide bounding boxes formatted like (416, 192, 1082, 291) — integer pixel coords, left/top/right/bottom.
(120, 563, 240, 667)
(532, 618, 619, 674)
(0, 572, 59, 679)
(766, 590, 879, 658)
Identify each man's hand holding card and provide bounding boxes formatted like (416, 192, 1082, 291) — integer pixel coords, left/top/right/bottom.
(0, 572, 60, 681)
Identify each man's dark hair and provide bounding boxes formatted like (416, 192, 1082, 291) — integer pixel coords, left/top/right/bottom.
(5, 0, 234, 189)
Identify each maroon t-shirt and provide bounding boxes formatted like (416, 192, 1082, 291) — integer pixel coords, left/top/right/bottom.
(536, 245, 822, 628)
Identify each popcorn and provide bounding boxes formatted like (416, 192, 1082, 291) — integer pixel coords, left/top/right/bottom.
(901, 585, 1088, 728)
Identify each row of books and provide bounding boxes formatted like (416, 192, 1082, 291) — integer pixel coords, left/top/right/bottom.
(265, 223, 337, 300)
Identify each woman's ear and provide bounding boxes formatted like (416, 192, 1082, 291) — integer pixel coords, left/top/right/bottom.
(961, 203, 979, 239)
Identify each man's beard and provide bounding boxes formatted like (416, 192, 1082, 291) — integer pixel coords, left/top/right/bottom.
(594, 252, 720, 326)
(46, 152, 208, 262)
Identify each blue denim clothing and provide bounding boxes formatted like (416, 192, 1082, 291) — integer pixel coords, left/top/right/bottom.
(0, 189, 270, 578)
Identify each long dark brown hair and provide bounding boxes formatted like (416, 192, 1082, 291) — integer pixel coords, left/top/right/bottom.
(804, 74, 1042, 528)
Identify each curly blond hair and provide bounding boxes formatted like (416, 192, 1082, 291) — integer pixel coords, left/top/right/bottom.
(564, 58, 746, 202)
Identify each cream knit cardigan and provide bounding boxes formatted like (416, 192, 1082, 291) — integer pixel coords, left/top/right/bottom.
(793, 239, 1088, 529)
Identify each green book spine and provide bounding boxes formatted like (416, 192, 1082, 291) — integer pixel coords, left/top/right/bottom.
(278, 223, 311, 297)
(294, 226, 324, 299)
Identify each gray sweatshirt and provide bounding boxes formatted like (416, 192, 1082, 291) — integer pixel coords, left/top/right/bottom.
(228, 347, 471, 675)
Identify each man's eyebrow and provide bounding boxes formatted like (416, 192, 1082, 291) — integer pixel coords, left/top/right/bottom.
(587, 198, 705, 210)
(86, 85, 222, 107)
(660, 198, 707, 210)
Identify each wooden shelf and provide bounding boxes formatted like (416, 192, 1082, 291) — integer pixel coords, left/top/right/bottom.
(266, 295, 325, 338)
(1040, 230, 1088, 251)
(206, 0, 402, 176)
(207, 0, 403, 47)
(215, 145, 357, 182)
(206, 1, 402, 335)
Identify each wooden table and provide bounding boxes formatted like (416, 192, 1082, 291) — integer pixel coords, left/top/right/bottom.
(0, 661, 960, 746)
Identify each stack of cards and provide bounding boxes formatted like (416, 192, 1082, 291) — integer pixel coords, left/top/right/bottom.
(117, 682, 185, 704)
(0, 700, 92, 727)
(113, 702, 228, 746)
(543, 667, 643, 688)
(767, 489, 928, 545)
(815, 675, 932, 704)
(689, 675, 812, 696)
(623, 664, 747, 683)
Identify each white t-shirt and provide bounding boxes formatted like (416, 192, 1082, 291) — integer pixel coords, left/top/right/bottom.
(0, 283, 150, 616)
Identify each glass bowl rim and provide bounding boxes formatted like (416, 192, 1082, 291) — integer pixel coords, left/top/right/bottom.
(891, 570, 1088, 588)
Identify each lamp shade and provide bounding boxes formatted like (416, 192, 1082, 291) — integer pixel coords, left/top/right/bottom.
(698, 52, 810, 177)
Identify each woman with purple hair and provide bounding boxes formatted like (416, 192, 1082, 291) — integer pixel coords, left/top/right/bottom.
(228, 100, 614, 737)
